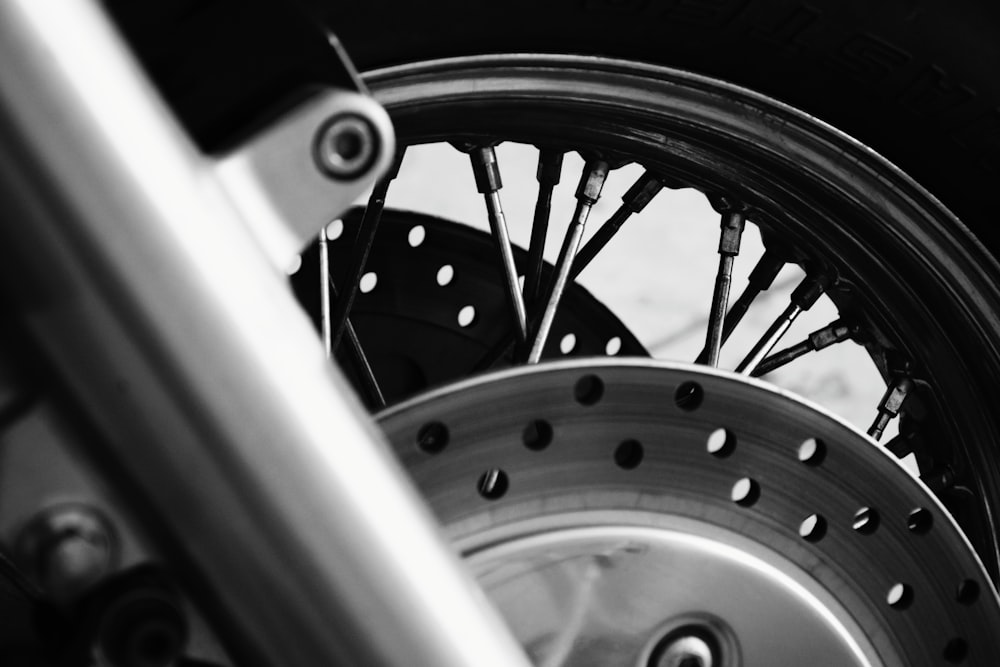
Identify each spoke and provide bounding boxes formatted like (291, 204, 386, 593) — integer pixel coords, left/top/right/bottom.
(329, 151, 404, 352)
(469, 146, 529, 343)
(319, 226, 332, 357)
(570, 170, 665, 280)
(472, 329, 517, 373)
(752, 319, 855, 377)
(695, 250, 785, 364)
(523, 149, 564, 308)
(868, 376, 913, 441)
(703, 211, 746, 367)
(342, 319, 386, 409)
(318, 226, 385, 407)
(473, 168, 663, 370)
(734, 272, 829, 375)
(527, 160, 609, 364)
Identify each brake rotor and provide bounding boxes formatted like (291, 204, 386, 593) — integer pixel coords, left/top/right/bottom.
(291, 208, 646, 407)
(377, 360, 1000, 665)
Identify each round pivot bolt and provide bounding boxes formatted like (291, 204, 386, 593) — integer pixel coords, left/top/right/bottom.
(15, 503, 118, 606)
(99, 586, 189, 667)
(314, 113, 378, 180)
(650, 629, 717, 667)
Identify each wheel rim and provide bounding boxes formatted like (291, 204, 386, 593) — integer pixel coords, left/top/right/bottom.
(297, 55, 1000, 581)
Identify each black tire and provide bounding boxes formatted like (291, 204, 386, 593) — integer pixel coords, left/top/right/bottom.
(323, 0, 1000, 253)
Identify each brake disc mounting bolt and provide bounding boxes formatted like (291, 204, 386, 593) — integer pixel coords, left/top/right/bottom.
(314, 113, 378, 180)
(15, 503, 118, 606)
(653, 633, 715, 667)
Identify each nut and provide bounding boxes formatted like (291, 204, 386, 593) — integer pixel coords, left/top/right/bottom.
(314, 114, 378, 180)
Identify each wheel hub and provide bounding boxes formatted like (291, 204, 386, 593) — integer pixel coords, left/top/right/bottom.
(377, 361, 1000, 665)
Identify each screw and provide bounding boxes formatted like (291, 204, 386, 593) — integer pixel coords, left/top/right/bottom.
(314, 114, 378, 180)
(15, 503, 118, 606)
(650, 627, 720, 667)
(656, 635, 714, 667)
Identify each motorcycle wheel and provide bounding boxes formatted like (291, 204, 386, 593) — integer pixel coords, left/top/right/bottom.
(301, 52, 1000, 574)
(295, 4, 1000, 662)
(7, 3, 1000, 666)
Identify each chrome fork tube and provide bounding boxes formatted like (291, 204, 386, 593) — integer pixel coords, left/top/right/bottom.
(0, 3, 529, 667)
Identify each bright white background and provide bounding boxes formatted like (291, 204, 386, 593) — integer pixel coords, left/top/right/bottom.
(351, 142, 902, 444)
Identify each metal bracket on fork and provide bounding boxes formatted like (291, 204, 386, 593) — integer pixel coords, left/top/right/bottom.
(103, 1, 396, 270)
(214, 89, 394, 271)
(0, 2, 527, 667)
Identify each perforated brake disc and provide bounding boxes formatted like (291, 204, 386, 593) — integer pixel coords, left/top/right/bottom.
(291, 208, 646, 406)
(377, 361, 1000, 666)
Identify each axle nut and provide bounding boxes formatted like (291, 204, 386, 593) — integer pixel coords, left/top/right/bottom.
(14, 503, 118, 606)
(649, 626, 720, 667)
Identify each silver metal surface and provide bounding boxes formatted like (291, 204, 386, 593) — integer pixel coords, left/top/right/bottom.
(735, 302, 802, 374)
(572, 171, 664, 277)
(313, 113, 379, 179)
(754, 320, 853, 377)
(696, 251, 785, 365)
(319, 227, 333, 357)
(738, 273, 828, 374)
(0, 3, 528, 667)
(469, 146, 530, 342)
(868, 377, 913, 440)
(653, 634, 715, 667)
(704, 213, 745, 368)
(528, 161, 609, 363)
(215, 92, 394, 271)
(378, 360, 1000, 665)
(471, 526, 870, 666)
(328, 171, 395, 352)
(14, 502, 118, 606)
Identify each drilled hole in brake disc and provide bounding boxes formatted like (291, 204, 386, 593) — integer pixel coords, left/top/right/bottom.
(290, 209, 647, 406)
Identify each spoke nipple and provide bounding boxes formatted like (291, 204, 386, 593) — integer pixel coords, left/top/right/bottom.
(576, 159, 610, 203)
(314, 113, 379, 180)
(791, 271, 831, 308)
(650, 629, 718, 667)
(623, 171, 666, 212)
(468, 145, 503, 193)
(536, 148, 565, 185)
(717, 211, 746, 255)
(808, 319, 854, 350)
(868, 376, 914, 440)
(747, 250, 787, 290)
